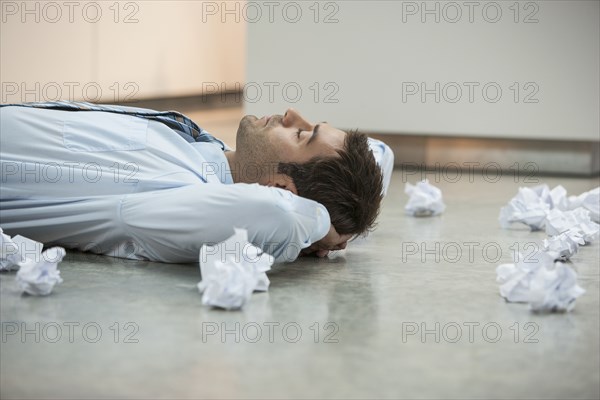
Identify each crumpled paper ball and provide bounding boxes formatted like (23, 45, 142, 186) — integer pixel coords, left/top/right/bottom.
(545, 208, 599, 243)
(542, 229, 585, 260)
(537, 184, 570, 210)
(498, 186, 552, 230)
(1, 227, 65, 296)
(496, 250, 585, 312)
(404, 179, 446, 217)
(16, 247, 66, 296)
(1, 228, 24, 271)
(499, 185, 600, 231)
(198, 228, 274, 310)
(568, 187, 599, 223)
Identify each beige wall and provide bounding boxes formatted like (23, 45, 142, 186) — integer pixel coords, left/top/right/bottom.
(1, 0, 246, 102)
(245, 0, 599, 141)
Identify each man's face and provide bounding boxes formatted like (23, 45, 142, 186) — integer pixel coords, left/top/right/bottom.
(233, 108, 346, 184)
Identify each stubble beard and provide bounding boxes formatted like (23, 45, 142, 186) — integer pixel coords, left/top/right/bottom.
(234, 116, 279, 184)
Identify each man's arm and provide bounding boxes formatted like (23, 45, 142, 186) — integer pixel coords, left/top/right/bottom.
(119, 183, 331, 263)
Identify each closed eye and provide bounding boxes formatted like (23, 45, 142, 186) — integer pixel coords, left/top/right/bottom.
(296, 129, 302, 138)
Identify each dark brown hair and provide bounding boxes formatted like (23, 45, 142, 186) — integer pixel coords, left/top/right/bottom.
(278, 130, 384, 236)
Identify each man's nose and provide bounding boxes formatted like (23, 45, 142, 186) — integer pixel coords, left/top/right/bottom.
(282, 108, 312, 130)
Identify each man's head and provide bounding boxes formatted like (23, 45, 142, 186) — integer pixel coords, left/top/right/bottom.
(227, 108, 384, 237)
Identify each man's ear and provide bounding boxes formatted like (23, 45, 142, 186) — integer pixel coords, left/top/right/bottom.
(267, 173, 298, 195)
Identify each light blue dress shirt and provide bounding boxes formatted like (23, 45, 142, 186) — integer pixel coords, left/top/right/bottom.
(0, 106, 393, 263)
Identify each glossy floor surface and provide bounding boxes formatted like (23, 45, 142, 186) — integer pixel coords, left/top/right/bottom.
(1, 171, 599, 399)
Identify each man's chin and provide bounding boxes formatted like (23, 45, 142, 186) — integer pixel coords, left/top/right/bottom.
(236, 115, 257, 138)
(241, 114, 259, 124)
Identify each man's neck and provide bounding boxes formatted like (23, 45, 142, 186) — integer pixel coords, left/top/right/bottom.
(224, 151, 278, 185)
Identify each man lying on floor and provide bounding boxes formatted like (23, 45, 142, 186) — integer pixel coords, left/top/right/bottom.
(0, 101, 393, 263)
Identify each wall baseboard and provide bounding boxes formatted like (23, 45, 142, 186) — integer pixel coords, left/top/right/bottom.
(368, 133, 600, 177)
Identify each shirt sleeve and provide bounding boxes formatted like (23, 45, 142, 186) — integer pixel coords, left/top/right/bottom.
(368, 138, 394, 196)
(119, 183, 331, 263)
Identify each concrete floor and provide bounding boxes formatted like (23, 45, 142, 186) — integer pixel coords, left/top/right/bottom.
(1, 169, 599, 399)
